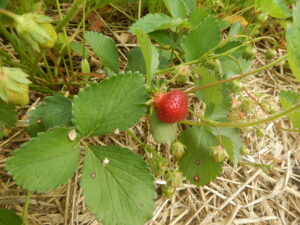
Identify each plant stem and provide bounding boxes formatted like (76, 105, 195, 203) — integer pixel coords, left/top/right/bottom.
(55, 0, 84, 32)
(127, 130, 156, 154)
(0, 9, 17, 19)
(239, 161, 273, 173)
(22, 191, 32, 225)
(184, 54, 288, 94)
(182, 103, 300, 128)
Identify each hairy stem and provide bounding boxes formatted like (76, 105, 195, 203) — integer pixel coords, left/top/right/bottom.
(185, 54, 287, 94)
(182, 103, 300, 128)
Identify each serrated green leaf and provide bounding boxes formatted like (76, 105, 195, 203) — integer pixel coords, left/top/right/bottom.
(127, 47, 147, 74)
(182, 17, 221, 61)
(129, 13, 192, 35)
(6, 127, 80, 192)
(0, 209, 22, 225)
(26, 95, 73, 137)
(0, 101, 17, 128)
(149, 108, 177, 146)
(286, 3, 300, 81)
(136, 29, 159, 85)
(188, 7, 212, 29)
(81, 145, 156, 225)
(255, 0, 290, 19)
(72, 73, 146, 137)
(163, 0, 196, 18)
(280, 90, 300, 128)
(178, 127, 223, 186)
(85, 31, 119, 74)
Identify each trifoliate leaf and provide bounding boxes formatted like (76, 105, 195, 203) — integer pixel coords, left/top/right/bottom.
(6, 127, 80, 192)
(26, 95, 73, 137)
(178, 127, 223, 186)
(85, 31, 119, 74)
(280, 90, 300, 128)
(182, 17, 221, 61)
(0, 209, 22, 225)
(0, 101, 17, 128)
(72, 73, 146, 137)
(149, 108, 178, 146)
(81, 145, 156, 225)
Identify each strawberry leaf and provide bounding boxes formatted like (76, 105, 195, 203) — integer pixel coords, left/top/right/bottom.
(182, 17, 221, 61)
(0, 100, 17, 129)
(286, 3, 300, 81)
(127, 47, 147, 74)
(85, 31, 119, 75)
(188, 7, 212, 29)
(178, 127, 223, 186)
(163, 0, 196, 18)
(81, 145, 156, 225)
(255, 0, 290, 19)
(26, 95, 73, 137)
(6, 127, 80, 192)
(72, 73, 146, 137)
(136, 29, 159, 85)
(0, 209, 22, 225)
(149, 108, 178, 146)
(280, 90, 300, 128)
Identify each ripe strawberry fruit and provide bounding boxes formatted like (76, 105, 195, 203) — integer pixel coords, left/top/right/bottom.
(155, 90, 188, 123)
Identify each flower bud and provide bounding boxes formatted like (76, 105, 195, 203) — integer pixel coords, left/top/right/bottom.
(211, 145, 228, 163)
(0, 67, 31, 105)
(14, 13, 57, 51)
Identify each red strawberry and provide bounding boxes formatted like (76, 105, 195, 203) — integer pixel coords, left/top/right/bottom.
(155, 90, 188, 123)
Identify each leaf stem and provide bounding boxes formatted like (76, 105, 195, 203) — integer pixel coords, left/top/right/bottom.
(55, 0, 84, 32)
(184, 54, 287, 94)
(127, 129, 156, 154)
(0, 9, 18, 20)
(182, 103, 300, 128)
(21, 191, 32, 225)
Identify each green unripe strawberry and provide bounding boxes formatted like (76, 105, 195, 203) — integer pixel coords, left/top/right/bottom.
(211, 145, 228, 162)
(265, 49, 276, 59)
(243, 46, 257, 60)
(171, 141, 186, 160)
(240, 145, 250, 155)
(256, 13, 268, 23)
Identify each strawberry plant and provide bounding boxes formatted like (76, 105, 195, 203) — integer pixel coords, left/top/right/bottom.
(1, 0, 300, 224)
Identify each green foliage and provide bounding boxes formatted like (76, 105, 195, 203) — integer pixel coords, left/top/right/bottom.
(0, 209, 22, 225)
(149, 108, 178, 146)
(188, 7, 212, 29)
(85, 31, 119, 75)
(81, 145, 156, 225)
(280, 90, 300, 128)
(182, 17, 221, 61)
(163, 0, 196, 18)
(26, 95, 73, 137)
(6, 127, 80, 192)
(127, 47, 147, 74)
(72, 73, 147, 137)
(0, 101, 17, 128)
(135, 29, 159, 84)
(255, 0, 290, 18)
(286, 3, 300, 81)
(178, 127, 223, 186)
